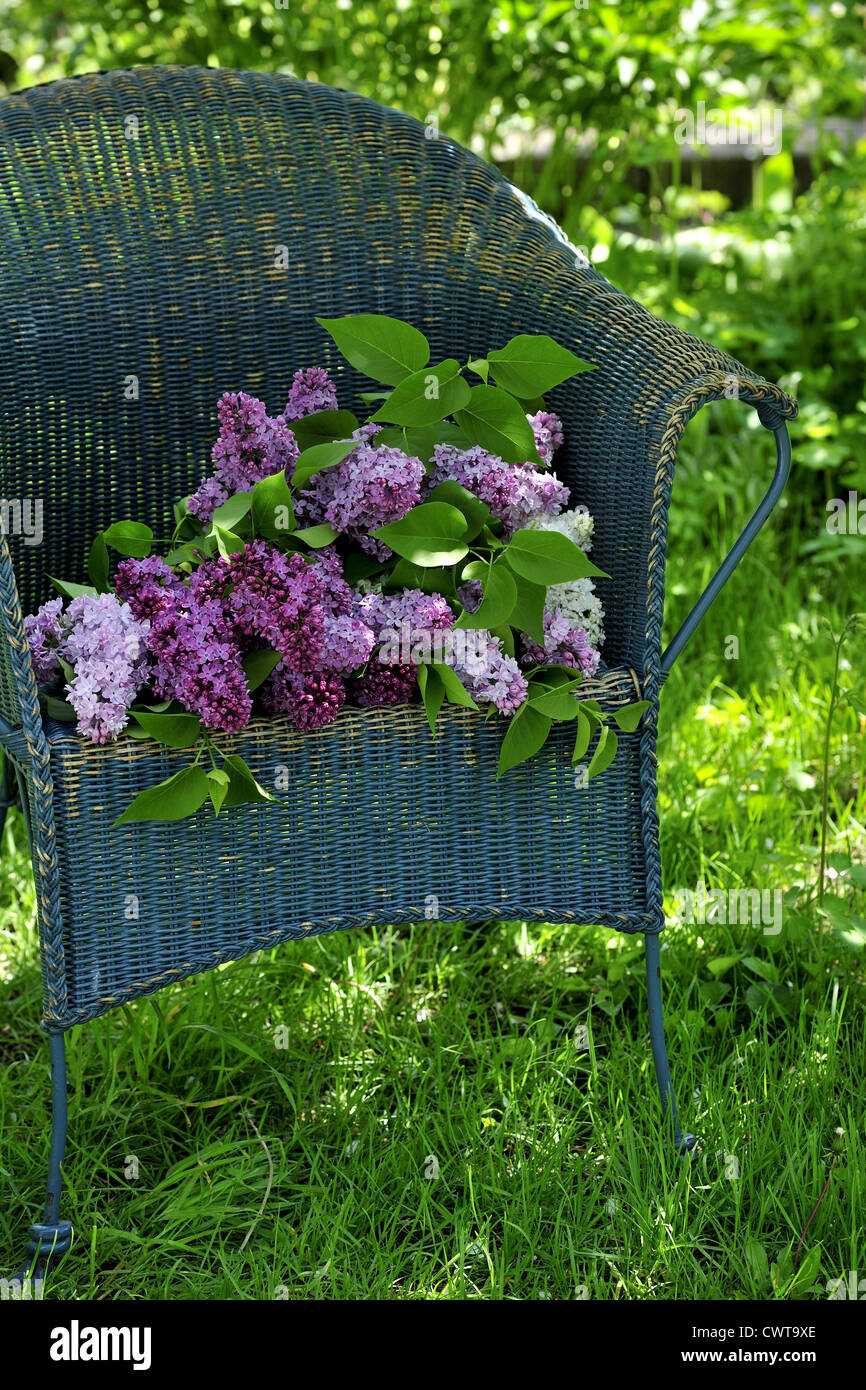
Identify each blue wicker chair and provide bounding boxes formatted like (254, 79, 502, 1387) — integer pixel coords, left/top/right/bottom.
(0, 66, 796, 1276)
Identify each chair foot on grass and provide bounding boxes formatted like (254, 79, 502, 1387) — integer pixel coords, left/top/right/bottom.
(644, 931, 697, 1155)
(12, 1030, 72, 1285)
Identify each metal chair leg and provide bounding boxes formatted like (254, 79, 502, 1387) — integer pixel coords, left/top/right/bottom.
(14, 1031, 73, 1282)
(645, 932, 696, 1155)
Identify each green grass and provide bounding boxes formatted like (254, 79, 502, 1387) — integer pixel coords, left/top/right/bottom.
(1, 421, 864, 1301)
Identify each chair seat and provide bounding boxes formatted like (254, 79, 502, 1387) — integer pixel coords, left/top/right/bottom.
(41, 664, 658, 1028)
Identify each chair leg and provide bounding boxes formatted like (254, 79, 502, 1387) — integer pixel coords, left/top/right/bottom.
(644, 932, 696, 1155)
(14, 1031, 73, 1283)
(0, 751, 17, 846)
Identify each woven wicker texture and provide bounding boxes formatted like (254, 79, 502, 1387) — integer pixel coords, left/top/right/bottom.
(0, 67, 798, 1031)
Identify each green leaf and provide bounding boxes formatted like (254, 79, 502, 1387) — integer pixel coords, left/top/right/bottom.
(290, 409, 359, 451)
(375, 426, 440, 467)
(40, 694, 76, 722)
(508, 572, 547, 645)
(571, 707, 596, 763)
(455, 384, 545, 466)
(386, 558, 456, 595)
(130, 710, 203, 749)
(213, 524, 245, 560)
(342, 553, 387, 585)
(417, 663, 445, 734)
(209, 490, 253, 532)
(743, 1238, 770, 1290)
(113, 765, 210, 826)
(242, 647, 282, 692)
(505, 527, 608, 586)
(222, 754, 276, 808)
(489, 623, 515, 657)
(102, 521, 154, 559)
(316, 314, 429, 385)
(454, 560, 517, 629)
(293, 523, 340, 548)
(430, 662, 478, 710)
(87, 533, 110, 592)
(707, 953, 743, 978)
(586, 724, 618, 778)
(427, 481, 491, 541)
(613, 700, 650, 732)
(371, 359, 471, 426)
(49, 577, 97, 600)
(291, 439, 356, 491)
(251, 470, 295, 540)
(497, 704, 552, 777)
(487, 333, 593, 397)
(206, 768, 230, 816)
(373, 501, 469, 567)
(528, 681, 583, 720)
(467, 358, 489, 383)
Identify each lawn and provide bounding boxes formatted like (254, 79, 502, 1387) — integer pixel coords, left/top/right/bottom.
(2, 411, 863, 1299)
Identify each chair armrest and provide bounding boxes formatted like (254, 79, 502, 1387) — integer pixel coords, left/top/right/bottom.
(660, 415, 791, 674)
(0, 534, 50, 766)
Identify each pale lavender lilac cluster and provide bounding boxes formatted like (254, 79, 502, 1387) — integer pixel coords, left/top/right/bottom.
(25, 593, 150, 743)
(426, 442, 569, 534)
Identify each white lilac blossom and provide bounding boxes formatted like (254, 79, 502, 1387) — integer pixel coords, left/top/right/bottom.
(530, 508, 606, 650)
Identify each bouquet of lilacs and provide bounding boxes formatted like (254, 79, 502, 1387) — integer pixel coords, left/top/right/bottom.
(26, 315, 647, 824)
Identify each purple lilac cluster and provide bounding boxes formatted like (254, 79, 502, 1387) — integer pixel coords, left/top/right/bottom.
(350, 587, 454, 707)
(25, 593, 150, 743)
(296, 434, 425, 556)
(448, 630, 529, 714)
(283, 367, 338, 420)
(529, 409, 565, 466)
(187, 390, 302, 528)
(427, 443, 569, 534)
(149, 595, 253, 732)
(520, 608, 601, 677)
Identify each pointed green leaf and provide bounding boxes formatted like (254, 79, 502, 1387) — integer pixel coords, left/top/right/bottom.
(242, 647, 282, 692)
(417, 663, 445, 734)
(373, 502, 469, 567)
(209, 490, 254, 533)
(207, 768, 230, 816)
(113, 765, 210, 826)
(505, 528, 608, 585)
(316, 314, 430, 385)
(49, 578, 97, 600)
(508, 571, 547, 645)
(528, 681, 583, 719)
(213, 524, 245, 560)
(467, 358, 489, 383)
(293, 523, 340, 548)
(497, 704, 552, 777)
(102, 521, 153, 559)
(455, 560, 517, 629)
(430, 662, 478, 710)
(572, 707, 596, 763)
(130, 711, 203, 748)
(487, 333, 593, 397)
(586, 724, 618, 779)
(455, 384, 545, 466)
(613, 700, 650, 732)
(251, 470, 295, 540)
(290, 409, 359, 451)
(291, 439, 356, 491)
(371, 359, 471, 426)
(427, 481, 491, 541)
(87, 533, 110, 592)
(222, 754, 276, 808)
